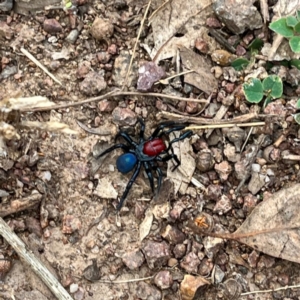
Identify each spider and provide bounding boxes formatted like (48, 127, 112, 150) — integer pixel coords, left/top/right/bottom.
(96, 119, 193, 210)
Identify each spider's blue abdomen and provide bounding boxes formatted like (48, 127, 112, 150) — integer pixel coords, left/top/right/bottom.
(116, 153, 137, 174)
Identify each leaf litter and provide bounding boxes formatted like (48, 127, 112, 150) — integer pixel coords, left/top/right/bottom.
(190, 183, 300, 264)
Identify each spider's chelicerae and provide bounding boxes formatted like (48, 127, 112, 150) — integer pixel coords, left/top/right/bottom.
(97, 119, 193, 210)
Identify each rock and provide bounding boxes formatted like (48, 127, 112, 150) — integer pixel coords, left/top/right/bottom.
(161, 225, 186, 244)
(122, 249, 145, 270)
(169, 201, 186, 220)
(142, 241, 171, 269)
(65, 29, 79, 44)
(90, 18, 114, 40)
(212, 0, 262, 34)
(224, 143, 239, 163)
(198, 258, 214, 276)
(97, 52, 111, 63)
(248, 172, 266, 194)
(43, 19, 62, 33)
(222, 278, 242, 299)
(112, 51, 138, 88)
(154, 270, 173, 290)
(74, 287, 85, 300)
(98, 100, 117, 112)
(168, 258, 178, 267)
(248, 250, 260, 268)
(137, 282, 161, 300)
(223, 127, 246, 152)
(180, 252, 201, 273)
(206, 184, 222, 201)
(107, 44, 118, 55)
(213, 194, 232, 215)
(70, 283, 79, 293)
(76, 61, 91, 79)
(79, 71, 107, 96)
(215, 161, 232, 181)
(62, 215, 81, 234)
(173, 244, 186, 259)
(180, 275, 210, 300)
(82, 259, 101, 281)
(137, 62, 166, 92)
(243, 193, 258, 214)
(112, 107, 137, 126)
(93, 177, 118, 199)
(196, 149, 214, 172)
(213, 265, 225, 284)
(203, 236, 224, 259)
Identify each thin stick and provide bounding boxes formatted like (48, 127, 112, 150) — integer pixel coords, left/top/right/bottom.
(268, 34, 284, 61)
(20, 48, 63, 86)
(0, 217, 73, 300)
(241, 284, 300, 296)
(122, 0, 152, 89)
(155, 70, 194, 85)
(184, 122, 265, 130)
(0, 193, 43, 217)
(158, 111, 260, 124)
(20, 90, 208, 112)
(240, 126, 253, 153)
(98, 276, 153, 284)
(148, 0, 171, 22)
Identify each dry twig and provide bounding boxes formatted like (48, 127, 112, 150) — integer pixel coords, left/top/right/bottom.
(157, 111, 261, 124)
(20, 90, 208, 112)
(0, 193, 43, 217)
(123, 0, 152, 89)
(0, 217, 73, 300)
(20, 48, 63, 86)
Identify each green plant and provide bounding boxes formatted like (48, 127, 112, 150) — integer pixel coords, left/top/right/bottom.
(231, 38, 264, 71)
(293, 99, 300, 124)
(269, 10, 300, 53)
(242, 75, 283, 107)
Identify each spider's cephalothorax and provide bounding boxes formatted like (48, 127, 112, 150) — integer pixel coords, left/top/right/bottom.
(97, 119, 193, 210)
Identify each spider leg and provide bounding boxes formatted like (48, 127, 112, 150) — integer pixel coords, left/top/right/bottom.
(150, 121, 180, 138)
(96, 144, 130, 159)
(137, 118, 145, 143)
(143, 161, 154, 192)
(115, 132, 139, 147)
(156, 151, 181, 171)
(149, 161, 164, 195)
(165, 130, 193, 152)
(117, 161, 142, 210)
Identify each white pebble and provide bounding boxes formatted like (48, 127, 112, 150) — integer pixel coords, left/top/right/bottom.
(70, 283, 79, 293)
(251, 164, 261, 173)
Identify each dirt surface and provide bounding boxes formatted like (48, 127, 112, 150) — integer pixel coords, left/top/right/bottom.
(1, 0, 300, 300)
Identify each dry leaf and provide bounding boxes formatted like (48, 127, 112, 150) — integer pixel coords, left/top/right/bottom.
(179, 46, 218, 94)
(139, 208, 153, 242)
(167, 133, 195, 194)
(150, 0, 213, 62)
(21, 121, 78, 135)
(235, 184, 300, 264)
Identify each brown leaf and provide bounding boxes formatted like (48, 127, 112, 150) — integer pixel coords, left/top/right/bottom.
(235, 184, 300, 263)
(139, 208, 153, 242)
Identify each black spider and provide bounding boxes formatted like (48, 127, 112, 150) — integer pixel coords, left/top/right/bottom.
(94, 119, 193, 210)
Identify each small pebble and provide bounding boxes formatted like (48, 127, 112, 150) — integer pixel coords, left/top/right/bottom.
(70, 283, 79, 293)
